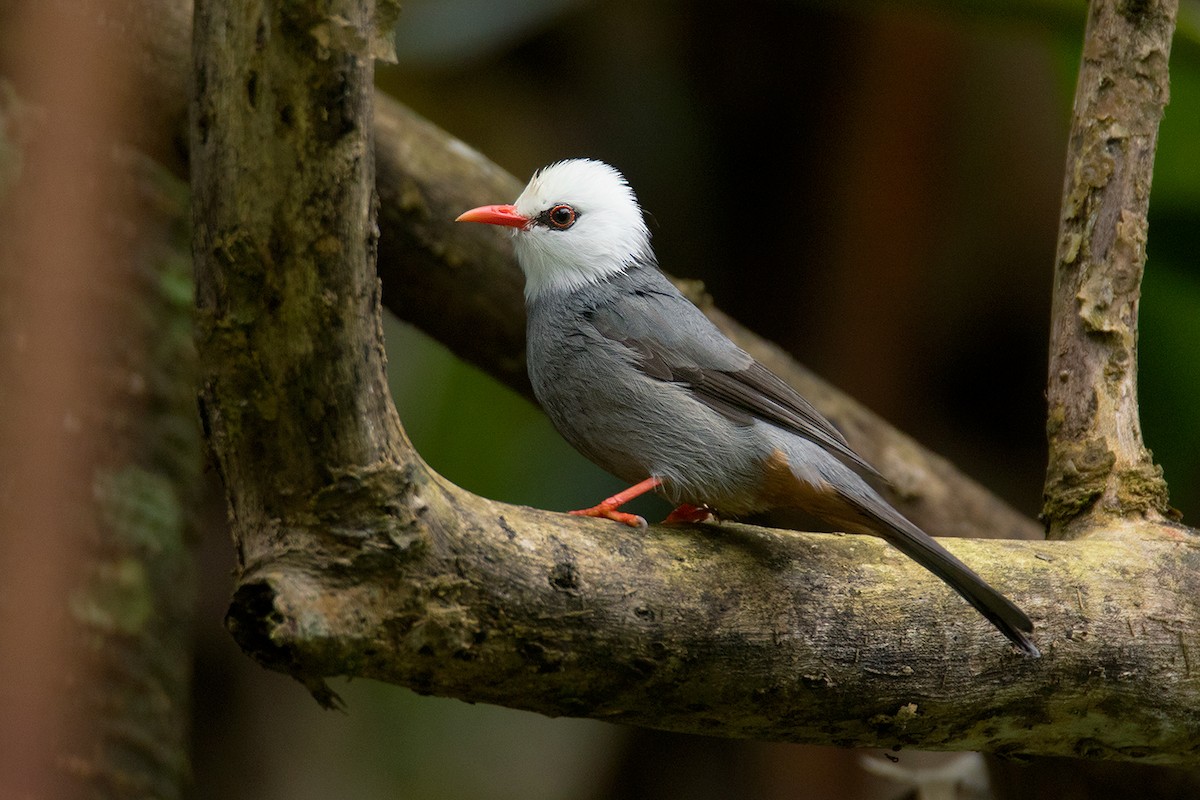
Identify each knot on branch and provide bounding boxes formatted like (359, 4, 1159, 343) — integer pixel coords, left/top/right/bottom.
(310, 462, 429, 555)
(1043, 433, 1174, 533)
(1117, 0, 1152, 24)
(226, 578, 346, 709)
(226, 580, 294, 672)
(1043, 436, 1115, 522)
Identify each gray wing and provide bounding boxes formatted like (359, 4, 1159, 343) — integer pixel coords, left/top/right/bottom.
(587, 273, 881, 478)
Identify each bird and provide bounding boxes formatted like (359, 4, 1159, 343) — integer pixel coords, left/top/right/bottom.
(456, 158, 1038, 657)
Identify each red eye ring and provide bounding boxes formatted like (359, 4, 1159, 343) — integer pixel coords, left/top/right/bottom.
(548, 204, 576, 229)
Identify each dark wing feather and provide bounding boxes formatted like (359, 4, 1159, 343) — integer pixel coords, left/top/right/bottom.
(676, 360, 881, 478)
(587, 277, 880, 478)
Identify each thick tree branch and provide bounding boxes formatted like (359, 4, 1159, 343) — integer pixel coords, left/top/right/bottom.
(192, 0, 405, 571)
(229, 491, 1200, 762)
(1043, 0, 1178, 538)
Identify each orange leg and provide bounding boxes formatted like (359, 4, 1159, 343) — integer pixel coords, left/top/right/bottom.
(662, 503, 715, 525)
(569, 476, 662, 528)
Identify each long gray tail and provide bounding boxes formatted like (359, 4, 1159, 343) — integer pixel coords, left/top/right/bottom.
(837, 488, 1039, 657)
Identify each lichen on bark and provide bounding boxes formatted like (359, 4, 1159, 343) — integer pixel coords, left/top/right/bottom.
(1043, 0, 1178, 537)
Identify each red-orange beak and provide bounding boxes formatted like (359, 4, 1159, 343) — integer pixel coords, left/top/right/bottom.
(455, 204, 530, 229)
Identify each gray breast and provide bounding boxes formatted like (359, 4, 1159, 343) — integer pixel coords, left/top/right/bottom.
(525, 270, 766, 510)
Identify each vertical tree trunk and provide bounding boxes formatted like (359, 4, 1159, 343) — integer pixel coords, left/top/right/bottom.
(1043, 0, 1178, 538)
(0, 3, 202, 798)
(191, 0, 401, 697)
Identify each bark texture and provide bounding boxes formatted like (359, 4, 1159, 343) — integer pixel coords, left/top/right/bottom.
(191, 0, 405, 659)
(1043, 0, 1178, 538)
(228, 484, 1200, 763)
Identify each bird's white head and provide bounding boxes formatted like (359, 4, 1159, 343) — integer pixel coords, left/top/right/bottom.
(456, 159, 653, 301)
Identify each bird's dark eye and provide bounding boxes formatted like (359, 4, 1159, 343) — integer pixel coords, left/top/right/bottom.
(546, 204, 577, 230)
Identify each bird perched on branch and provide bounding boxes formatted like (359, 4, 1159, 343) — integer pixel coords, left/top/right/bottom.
(457, 158, 1038, 656)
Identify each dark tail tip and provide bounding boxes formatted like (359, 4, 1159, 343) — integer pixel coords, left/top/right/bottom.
(1007, 628, 1041, 658)
(859, 499, 1042, 657)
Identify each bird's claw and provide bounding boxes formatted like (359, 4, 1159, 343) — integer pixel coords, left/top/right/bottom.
(569, 505, 647, 529)
(662, 503, 715, 525)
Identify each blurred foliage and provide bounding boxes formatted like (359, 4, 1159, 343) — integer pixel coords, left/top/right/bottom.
(195, 2, 1200, 799)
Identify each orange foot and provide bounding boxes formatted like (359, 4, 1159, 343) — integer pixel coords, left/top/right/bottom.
(662, 503, 715, 525)
(567, 476, 662, 529)
(569, 504, 647, 529)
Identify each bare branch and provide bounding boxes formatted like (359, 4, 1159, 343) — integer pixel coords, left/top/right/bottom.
(192, 0, 407, 569)
(1044, 0, 1178, 538)
(227, 488, 1200, 762)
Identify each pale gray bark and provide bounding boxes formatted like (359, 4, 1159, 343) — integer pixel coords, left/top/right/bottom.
(1043, 0, 1177, 538)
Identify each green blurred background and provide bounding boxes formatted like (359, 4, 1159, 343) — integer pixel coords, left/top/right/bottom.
(192, 2, 1200, 798)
